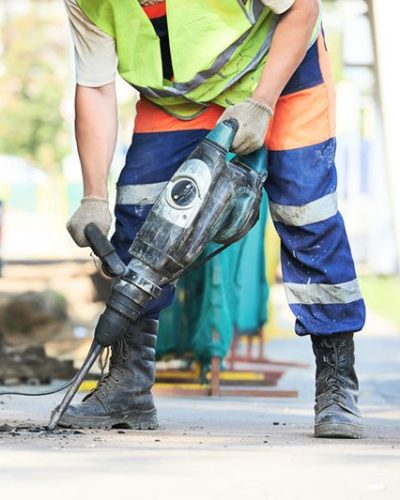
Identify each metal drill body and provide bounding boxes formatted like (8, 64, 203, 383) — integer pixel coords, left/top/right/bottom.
(48, 120, 267, 429)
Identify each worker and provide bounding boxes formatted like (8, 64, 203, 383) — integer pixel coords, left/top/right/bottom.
(62, 0, 366, 438)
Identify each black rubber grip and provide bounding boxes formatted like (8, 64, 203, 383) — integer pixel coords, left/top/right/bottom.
(84, 223, 115, 259)
(84, 223, 126, 277)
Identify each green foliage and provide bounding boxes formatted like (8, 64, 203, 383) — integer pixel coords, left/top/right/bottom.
(0, 4, 70, 172)
(359, 276, 400, 330)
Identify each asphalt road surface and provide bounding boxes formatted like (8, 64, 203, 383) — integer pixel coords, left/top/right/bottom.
(0, 332, 399, 500)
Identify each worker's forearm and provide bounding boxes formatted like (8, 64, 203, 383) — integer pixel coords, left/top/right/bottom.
(75, 83, 118, 198)
(253, 0, 319, 108)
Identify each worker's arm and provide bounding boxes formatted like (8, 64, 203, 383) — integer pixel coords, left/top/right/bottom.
(64, 0, 118, 247)
(220, 0, 320, 154)
(75, 83, 118, 198)
(66, 83, 117, 247)
(253, 0, 319, 107)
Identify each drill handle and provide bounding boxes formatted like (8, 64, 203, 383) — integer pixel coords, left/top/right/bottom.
(84, 223, 126, 278)
(234, 147, 268, 180)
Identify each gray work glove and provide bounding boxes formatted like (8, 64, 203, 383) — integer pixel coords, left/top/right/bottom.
(66, 196, 112, 248)
(218, 98, 273, 155)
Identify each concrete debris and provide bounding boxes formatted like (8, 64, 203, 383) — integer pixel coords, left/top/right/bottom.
(0, 290, 68, 347)
(0, 424, 15, 433)
(0, 342, 76, 385)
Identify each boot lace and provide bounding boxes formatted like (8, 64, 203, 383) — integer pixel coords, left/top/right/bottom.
(84, 337, 129, 401)
(319, 338, 343, 403)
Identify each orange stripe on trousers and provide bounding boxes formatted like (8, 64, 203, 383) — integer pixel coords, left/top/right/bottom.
(266, 35, 336, 151)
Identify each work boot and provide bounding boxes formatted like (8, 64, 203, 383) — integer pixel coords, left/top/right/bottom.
(58, 318, 159, 429)
(312, 333, 363, 439)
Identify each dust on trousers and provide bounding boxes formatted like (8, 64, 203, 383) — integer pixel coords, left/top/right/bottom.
(111, 35, 366, 336)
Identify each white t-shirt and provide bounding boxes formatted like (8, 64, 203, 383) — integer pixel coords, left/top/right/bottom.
(64, 0, 295, 87)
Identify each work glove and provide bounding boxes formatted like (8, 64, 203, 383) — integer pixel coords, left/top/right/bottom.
(66, 196, 112, 248)
(218, 98, 273, 155)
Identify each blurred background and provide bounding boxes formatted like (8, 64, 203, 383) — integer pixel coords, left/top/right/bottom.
(0, 0, 399, 384)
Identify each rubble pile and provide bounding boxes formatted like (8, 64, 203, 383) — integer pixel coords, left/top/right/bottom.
(0, 290, 76, 384)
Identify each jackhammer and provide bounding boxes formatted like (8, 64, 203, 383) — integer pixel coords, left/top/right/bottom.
(47, 119, 267, 430)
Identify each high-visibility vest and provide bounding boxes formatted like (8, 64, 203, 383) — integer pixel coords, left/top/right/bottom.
(77, 0, 321, 119)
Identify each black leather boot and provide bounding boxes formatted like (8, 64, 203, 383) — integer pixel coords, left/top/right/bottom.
(58, 318, 159, 429)
(312, 333, 363, 439)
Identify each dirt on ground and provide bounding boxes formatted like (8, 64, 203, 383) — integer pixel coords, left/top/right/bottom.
(0, 263, 399, 499)
(0, 333, 399, 500)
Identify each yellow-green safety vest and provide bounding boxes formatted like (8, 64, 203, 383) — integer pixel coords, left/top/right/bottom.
(77, 0, 321, 119)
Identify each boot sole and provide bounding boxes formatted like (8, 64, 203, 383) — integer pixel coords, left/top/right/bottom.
(314, 422, 363, 439)
(58, 408, 158, 430)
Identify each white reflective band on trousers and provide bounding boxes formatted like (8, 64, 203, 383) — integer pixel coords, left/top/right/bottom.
(116, 182, 168, 205)
(269, 192, 338, 227)
(285, 279, 363, 305)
